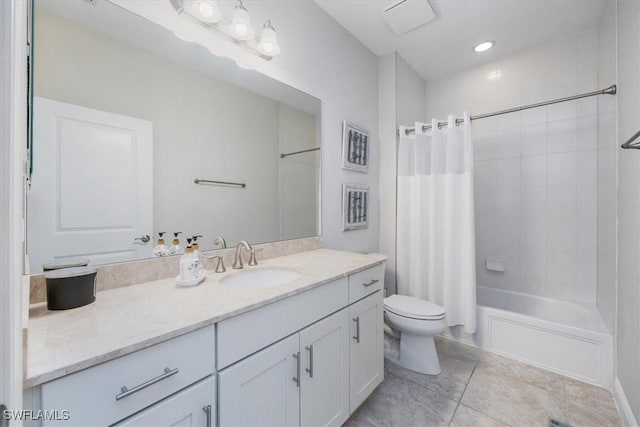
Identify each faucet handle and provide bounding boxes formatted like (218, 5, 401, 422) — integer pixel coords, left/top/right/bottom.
(248, 248, 263, 266)
(206, 255, 226, 273)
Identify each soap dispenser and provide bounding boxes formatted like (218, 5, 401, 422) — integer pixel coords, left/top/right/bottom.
(178, 238, 199, 283)
(192, 235, 204, 271)
(152, 232, 170, 257)
(169, 232, 182, 255)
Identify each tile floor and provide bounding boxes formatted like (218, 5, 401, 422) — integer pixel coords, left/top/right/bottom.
(345, 337, 621, 427)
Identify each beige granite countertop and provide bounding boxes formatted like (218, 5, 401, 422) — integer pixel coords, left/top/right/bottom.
(25, 249, 386, 388)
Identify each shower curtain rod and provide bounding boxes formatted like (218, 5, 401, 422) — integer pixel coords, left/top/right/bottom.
(401, 84, 617, 135)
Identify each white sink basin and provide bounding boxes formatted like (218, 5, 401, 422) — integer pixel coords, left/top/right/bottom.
(220, 267, 301, 290)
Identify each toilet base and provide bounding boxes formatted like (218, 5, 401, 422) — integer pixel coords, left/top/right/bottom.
(397, 333, 441, 375)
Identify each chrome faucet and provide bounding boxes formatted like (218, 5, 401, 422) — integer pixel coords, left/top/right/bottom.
(213, 236, 227, 249)
(233, 240, 253, 269)
(206, 255, 226, 273)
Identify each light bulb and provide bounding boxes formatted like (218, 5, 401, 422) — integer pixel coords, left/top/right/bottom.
(230, 0, 254, 40)
(258, 20, 280, 57)
(188, 0, 221, 24)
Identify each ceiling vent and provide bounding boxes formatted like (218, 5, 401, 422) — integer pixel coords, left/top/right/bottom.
(382, 0, 436, 35)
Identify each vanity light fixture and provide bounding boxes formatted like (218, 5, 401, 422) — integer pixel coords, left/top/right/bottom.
(230, 0, 255, 40)
(170, 0, 280, 60)
(473, 40, 495, 53)
(258, 20, 280, 56)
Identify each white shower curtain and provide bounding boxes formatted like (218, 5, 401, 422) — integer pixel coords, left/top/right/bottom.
(397, 114, 477, 334)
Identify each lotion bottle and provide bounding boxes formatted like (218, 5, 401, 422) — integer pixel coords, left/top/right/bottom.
(179, 239, 198, 282)
(192, 235, 204, 272)
(152, 232, 170, 257)
(169, 232, 182, 255)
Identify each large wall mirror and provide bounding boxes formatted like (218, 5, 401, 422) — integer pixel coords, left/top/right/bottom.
(27, 0, 321, 274)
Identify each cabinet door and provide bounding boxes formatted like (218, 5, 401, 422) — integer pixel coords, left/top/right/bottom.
(349, 291, 384, 413)
(299, 309, 350, 427)
(219, 334, 300, 427)
(116, 376, 215, 427)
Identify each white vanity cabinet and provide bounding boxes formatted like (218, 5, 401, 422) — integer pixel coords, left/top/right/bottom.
(218, 334, 300, 427)
(116, 376, 216, 427)
(218, 265, 384, 427)
(348, 292, 384, 412)
(219, 309, 350, 427)
(37, 325, 216, 427)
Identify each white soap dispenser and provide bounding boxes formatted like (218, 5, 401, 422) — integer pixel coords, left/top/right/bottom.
(178, 238, 200, 285)
(152, 232, 170, 257)
(169, 232, 182, 255)
(192, 235, 204, 272)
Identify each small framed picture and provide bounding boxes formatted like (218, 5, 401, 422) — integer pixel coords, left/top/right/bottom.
(342, 183, 369, 231)
(342, 121, 369, 173)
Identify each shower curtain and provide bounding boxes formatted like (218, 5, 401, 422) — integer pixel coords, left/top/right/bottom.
(397, 114, 477, 334)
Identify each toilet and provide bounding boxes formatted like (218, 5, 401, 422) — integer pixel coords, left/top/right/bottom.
(383, 294, 447, 375)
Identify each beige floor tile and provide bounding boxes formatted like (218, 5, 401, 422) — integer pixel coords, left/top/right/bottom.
(346, 371, 458, 427)
(385, 353, 476, 401)
(564, 378, 621, 427)
(450, 404, 512, 427)
(461, 367, 567, 427)
(435, 336, 483, 364)
(479, 351, 566, 396)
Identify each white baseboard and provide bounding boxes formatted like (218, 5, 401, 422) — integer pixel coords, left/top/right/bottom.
(615, 377, 638, 427)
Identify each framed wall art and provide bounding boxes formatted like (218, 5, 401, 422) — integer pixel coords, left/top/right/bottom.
(342, 183, 369, 231)
(342, 121, 369, 173)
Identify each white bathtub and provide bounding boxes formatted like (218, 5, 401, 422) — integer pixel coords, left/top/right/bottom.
(445, 286, 613, 389)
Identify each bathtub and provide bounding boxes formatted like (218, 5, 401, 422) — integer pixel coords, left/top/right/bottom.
(445, 286, 613, 389)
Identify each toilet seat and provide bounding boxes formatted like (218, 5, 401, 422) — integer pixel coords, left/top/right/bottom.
(384, 294, 445, 320)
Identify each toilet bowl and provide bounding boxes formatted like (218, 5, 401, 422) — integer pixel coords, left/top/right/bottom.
(383, 294, 446, 375)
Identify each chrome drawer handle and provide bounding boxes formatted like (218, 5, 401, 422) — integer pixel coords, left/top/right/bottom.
(362, 279, 379, 287)
(203, 404, 212, 427)
(305, 345, 314, 378)
(292, 352, 301, 387)
(115, 367, 179, 401)
(353, 317, 360, 343)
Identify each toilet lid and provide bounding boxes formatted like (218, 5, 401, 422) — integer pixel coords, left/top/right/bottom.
(384, 294, 445, 320)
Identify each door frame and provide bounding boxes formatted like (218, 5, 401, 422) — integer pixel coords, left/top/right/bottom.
(0, 0, 27, 415)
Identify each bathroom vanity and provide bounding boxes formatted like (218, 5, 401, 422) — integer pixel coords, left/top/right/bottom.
(23, 249, 386, 426)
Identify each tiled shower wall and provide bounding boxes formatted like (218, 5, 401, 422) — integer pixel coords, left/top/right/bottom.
(425, 27, 608, 304)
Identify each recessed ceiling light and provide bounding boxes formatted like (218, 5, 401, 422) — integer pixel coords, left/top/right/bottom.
(473, 40, 495, 53)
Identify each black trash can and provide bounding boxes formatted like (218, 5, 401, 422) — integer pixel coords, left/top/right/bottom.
(44, 266, 97, 310)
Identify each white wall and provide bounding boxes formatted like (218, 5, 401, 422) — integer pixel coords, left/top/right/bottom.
(112, 0, 380, 255)
(378, 53, 398, 296)
(425, 28, 603, 304)
(34, 9, 322, 253)
(596, 0, 617, 334)
(616, 0, 640, 421)
(378, 53, 426, 296)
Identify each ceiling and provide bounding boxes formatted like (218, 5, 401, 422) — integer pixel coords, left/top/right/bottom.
(314, 0, 608, 81)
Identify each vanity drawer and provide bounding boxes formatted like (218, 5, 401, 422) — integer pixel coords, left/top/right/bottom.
(348, 264, 385, 304)
(41, 325, 215, 427)
(218, 277, 348, 369)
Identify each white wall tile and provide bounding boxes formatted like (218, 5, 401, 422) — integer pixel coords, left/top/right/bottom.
(576, 116, 598, 151)
(576, 184, 597, 218)
(521, 155, 546, 186)
(496, 158, 521, 187)
(576, 216, 597, 254)
(576, 150, 597, 184)
(548, 185, 577, 217)
(548, 152, 577, 186)
(548, 214, 577, 253)
(521, 123, 547, 157)
(547, 119, 577, 153)
(475, 159, 498, 188)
